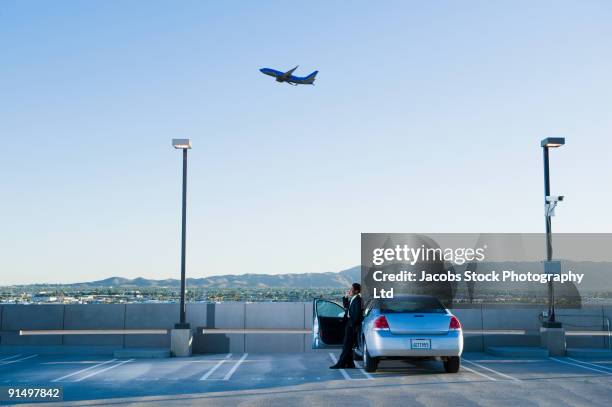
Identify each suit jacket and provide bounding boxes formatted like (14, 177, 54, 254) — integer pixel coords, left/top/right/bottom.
(343, 295, 363, 328)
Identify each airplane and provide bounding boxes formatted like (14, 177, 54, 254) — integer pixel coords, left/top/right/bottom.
(259, 66, 318, 86)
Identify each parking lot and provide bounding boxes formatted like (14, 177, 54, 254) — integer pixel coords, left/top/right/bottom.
(1, 351, 611, 406)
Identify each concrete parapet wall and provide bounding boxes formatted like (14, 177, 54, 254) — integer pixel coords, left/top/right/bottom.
(1, 303, 610, 353)
(1, 304, 64, 346)
(124, 304, 176, 348)
(63, 304, 125, 346)
(558, 306, 609, 349)
(482, 307, 544, 349)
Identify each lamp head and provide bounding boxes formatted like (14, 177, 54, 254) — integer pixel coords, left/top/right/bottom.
(172, 138, 192, 149)
(541, 137, 565, 148)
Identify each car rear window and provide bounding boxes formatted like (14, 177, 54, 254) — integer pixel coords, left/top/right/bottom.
(380, 298, 446, 314)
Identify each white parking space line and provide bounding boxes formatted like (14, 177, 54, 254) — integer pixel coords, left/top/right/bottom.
(467, 359, 541, 364)
(200, 354, 232, 380)
(354, 361, 374, 380)
(74, 359, 134, 382)
(551, 357, 612, 375)
(0, 354, 22, 362)
(328, 353, 351, 380)
(52, 359, 118, 382)
(460, 364, 497, 381)
(223, 353, 248, 381)
(566, 358, 612, 372)
(462, 358, 520, 381)
(0, 354, 38, 365)
(461, 365, 497, 382)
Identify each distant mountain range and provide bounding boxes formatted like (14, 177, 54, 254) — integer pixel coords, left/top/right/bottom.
(7, 261, 612, 291)
(48, 266, 361, 289)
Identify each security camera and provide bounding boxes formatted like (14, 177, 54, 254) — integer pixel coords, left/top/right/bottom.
(545, 195, 565, 217)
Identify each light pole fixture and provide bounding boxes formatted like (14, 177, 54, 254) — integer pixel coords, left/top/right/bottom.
(173, 138, 191, 329)
(541, 137, 565, 328)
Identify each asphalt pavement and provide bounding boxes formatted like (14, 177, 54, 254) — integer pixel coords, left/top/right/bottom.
(1, 351, 611, 406)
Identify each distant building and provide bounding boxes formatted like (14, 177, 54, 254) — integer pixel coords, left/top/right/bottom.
(32, 292, 57, 303)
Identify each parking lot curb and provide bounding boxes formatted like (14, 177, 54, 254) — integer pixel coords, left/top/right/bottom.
(486, 346, 549, 358)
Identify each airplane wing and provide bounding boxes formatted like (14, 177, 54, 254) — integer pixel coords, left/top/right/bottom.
(281, 65, 299, 79)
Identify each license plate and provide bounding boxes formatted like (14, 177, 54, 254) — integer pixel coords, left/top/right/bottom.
(410, 339, 431, 349)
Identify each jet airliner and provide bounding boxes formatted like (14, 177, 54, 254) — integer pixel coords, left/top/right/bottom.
(260, 66, 318, 85)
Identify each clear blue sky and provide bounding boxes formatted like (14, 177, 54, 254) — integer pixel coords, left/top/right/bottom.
(1, 1, 611, 284)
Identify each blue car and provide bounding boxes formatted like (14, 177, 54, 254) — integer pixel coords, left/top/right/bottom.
(312, 294, 463, 373)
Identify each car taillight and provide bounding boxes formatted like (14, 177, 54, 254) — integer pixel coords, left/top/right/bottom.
(373, 316, 389, 330)
(449, 316, 461, 330)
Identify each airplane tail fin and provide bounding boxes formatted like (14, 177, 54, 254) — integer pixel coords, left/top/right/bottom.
(305, 70, 318, 84)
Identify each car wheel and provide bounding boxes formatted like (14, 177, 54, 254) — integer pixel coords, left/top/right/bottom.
(444, 356, 460, 373)
(352, 348, 363, 361)
(363, 341, 378, 372)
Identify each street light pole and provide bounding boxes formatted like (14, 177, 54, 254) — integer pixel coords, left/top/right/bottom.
(173, 138, 192, 329)
(543, 144, 554, 323)
(179, 147, 188, 327)
(540, 137, 565, 328)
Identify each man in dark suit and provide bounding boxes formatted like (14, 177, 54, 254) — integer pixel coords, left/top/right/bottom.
(330, 283, 363, 369)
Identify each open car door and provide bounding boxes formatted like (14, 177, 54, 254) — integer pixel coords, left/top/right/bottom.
(312, 299, 346, 349)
